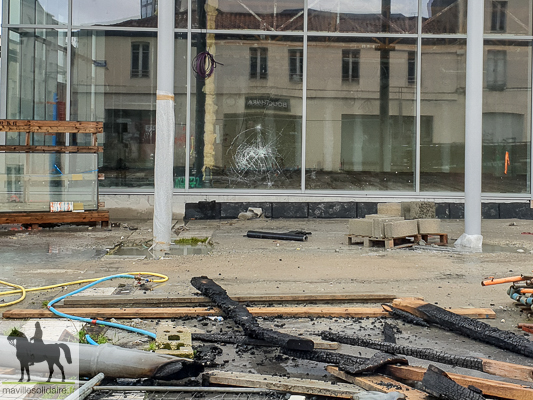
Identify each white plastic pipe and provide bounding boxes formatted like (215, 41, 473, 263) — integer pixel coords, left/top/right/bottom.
(457, 0, 484, 250)
(153, 0, 176, 253)
(65, 373, 104, 400)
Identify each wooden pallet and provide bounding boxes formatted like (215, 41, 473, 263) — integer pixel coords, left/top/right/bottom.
(0, 210, 109, 228)
(346, 234, 365, 245)
(418, 233, 448, 245)
(364, 236, 416, 249)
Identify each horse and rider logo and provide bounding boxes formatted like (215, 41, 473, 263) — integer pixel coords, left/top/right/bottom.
(7, 322, 72, 382)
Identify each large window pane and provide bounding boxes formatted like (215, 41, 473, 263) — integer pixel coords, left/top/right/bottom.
(420, 38, 466, 192)
(192, 0, 304, 31)
(71, 31, 158, 188)
(9, 0, 67, 25)
(422, 0, 467, 34)
(308, 0, 418, 34)
(306, 37, 417, 191)
(483, 40, 531, 194)
(7, 29, 67, 122)
(72, 0, 157, 27)
(190, 34, 303, 189)
(485, 0, 531, 36)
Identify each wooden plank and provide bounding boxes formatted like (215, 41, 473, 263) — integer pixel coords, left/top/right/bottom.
(205, 371, 364, 398)
(0, 211, 109, 225)
(0, 120, 103, 133)
(326, 366, 430, 400)
(0, 145, 102, 153)
(386, 365, 533, 400)
(3, 306, 495, 319)
(392, 298, 496, 319)
(62, 293, 400, 307)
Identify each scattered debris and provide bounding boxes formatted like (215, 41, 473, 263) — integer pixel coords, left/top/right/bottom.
(321, 331, 533, 382)
(392, 298, 533, 357)
(190, 276, 314, 351)
(422, 364, 485, 400)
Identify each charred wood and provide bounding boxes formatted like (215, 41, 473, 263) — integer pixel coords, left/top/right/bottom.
(321, 331, 484, 371)
(414, 302, 533, 358)
(282, 348, 407, 375)
(382, 304, 429, 327)
(383, 322, 397, 343)
(190, 276, 314, 351)
(422, 364, 486, 400)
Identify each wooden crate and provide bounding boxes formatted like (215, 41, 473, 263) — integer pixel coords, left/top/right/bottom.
(364, 236, 416, 249)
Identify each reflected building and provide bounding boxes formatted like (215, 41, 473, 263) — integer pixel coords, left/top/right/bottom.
(2, 0, 533, 217)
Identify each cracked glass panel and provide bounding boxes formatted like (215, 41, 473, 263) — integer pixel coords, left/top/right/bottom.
(421, 0, 467, 34)
(189, 34, 303, 189)
(308, 0, 418, 34)
(306, 37, 417, 191)
(192, 0, 304, 31)
(482, 40, 531, 194)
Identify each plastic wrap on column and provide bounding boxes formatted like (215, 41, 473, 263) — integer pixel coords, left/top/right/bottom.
(153, 91, 175, 252)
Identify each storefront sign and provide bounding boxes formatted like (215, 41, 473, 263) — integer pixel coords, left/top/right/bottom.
(245, 97, 291, 112)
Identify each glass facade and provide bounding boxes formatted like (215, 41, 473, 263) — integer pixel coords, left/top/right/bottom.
(2, 0, 533, 199)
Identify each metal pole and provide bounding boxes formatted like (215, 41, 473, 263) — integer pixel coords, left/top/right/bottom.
(456, 0, 484, 250)
(65, 373, 104, 400)
(153, 0, 176, 253)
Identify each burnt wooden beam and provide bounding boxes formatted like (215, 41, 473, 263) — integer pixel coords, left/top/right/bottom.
(191, 333, 338, 350)
(190, 276, 314, 351)
(282, 348, 407, 375)
(382, 303, 429, 327)
(422, 364, 486, 400)
(322, 331, 533, 382)
(383, 322, 397, 343)
(392, 298, 533, 358)
(387, 364, 533, 400)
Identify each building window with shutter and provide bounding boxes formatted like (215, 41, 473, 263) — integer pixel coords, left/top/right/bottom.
(250, 47, 268, 79)
(289, 49, 303, 82)
(407, 51, 416, 84)
(131, 42, 150, 78)
(491, 1, 507, 32)
(486, 50, 507, 91)
(342, 49, 360, 83)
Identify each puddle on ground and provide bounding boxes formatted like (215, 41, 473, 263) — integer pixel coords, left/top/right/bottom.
(107, 244, 212, 259)
(412, 243, 530, 254)
(1, 244, 106, 267)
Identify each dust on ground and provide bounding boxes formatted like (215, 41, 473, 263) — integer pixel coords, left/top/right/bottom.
(1, 217, 533, 398)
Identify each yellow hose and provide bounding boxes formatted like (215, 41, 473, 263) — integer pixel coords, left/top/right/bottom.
(0, 272, 168, 308)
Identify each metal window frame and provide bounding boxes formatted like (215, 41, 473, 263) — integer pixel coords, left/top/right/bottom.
(1, 0, 533, 201)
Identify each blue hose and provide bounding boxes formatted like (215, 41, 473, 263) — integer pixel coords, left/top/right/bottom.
(47, 274, 156, 341)
(85, 334, 98, 346)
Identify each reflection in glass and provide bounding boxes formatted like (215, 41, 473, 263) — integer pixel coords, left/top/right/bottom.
(72, 0, 158, 27)
(483, 41, 531, 193)
(485, 0, 531, 36)
(422, 0, 467, 34)
(306, 37, 417, 191)
(190, 34, 303, 189)
(70, 31, 158, 188)
(420, 38, 466, 192)
(7, 29, 67, 121)
(308, 0, 418, 33)
(0, 153, 98, 212)
(192, 0, 304, 31)
(9, 0, 68, 25)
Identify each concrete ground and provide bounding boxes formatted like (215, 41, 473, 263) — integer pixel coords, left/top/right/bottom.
(1, 217, 533, 398)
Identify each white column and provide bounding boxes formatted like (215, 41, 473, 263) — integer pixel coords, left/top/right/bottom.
(153, 0, 176, 253)
(455, 0, 484, 250)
